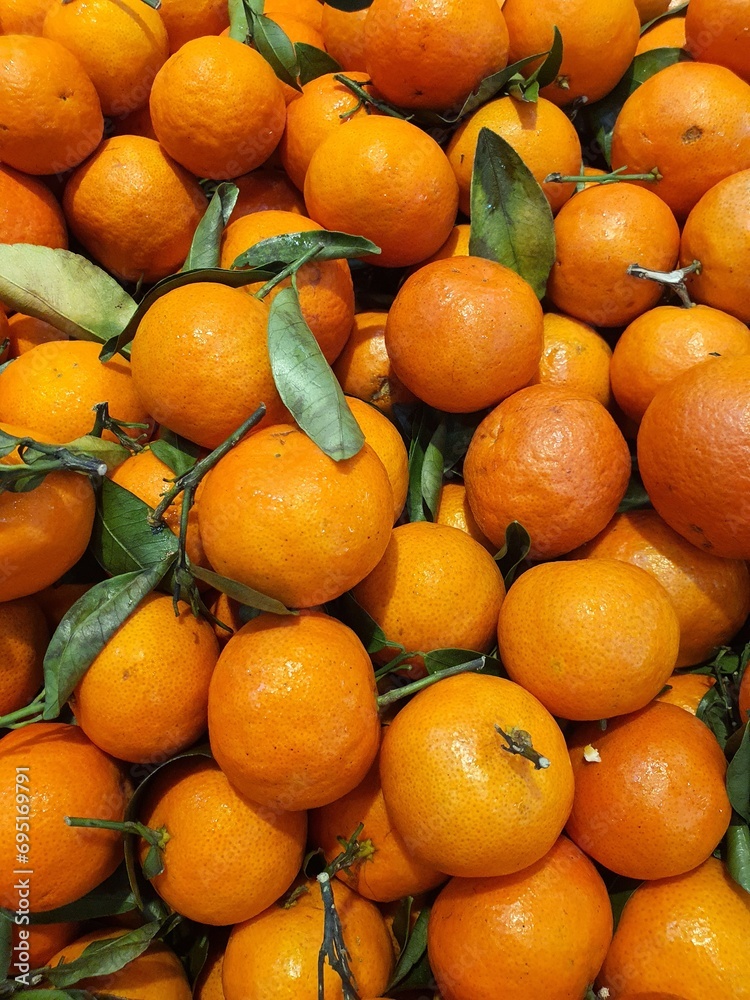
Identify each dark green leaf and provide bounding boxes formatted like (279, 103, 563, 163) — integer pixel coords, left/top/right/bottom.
(726, 815, 750, 893)
(442, 412, 485, 474)
(249, 11, 300, 90)
(640, 1, 689, 33)
(296, 43, 342, 86)
(0, 246, 137, 346)
(406, 408, 445, 523)
(7, 991, 125, 1000)
(148, 439, 197, 478)
(183, 930, 209, 989)
(530, 25, 563, 90)
(42, 559, 174, 720)
(494, 520, 531, 587)
(469, 128, 556, 299)
(727, 724, 750, 824)
(617, 467, 651, 512)
(318, 0, 371, 9)
(189, 564, 294, 616)
(232, 230, 380, 270)
(388, 906, 430, 989)
(60, 436, 130, 474)
(328, 591, 395, 656)
(267, 286, 365, 461)
(0, 866, 135, 926)
(228, 0, 250, 41)
(0, 913, 11, 981)
(420, 421, 446, 520)
(140, 844, 165, 881)
(91, 478, 178, 577)
(609, 881, 640, 931)
(388, 896, 413, 955)
(584, 48, 692, 165)
(44, 922, 161, 988)
(182, 183, 239, 272)
(423, 648, 504, 677)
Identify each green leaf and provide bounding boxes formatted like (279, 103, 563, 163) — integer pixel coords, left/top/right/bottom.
(423, 648, 504, 677)
(494, 520, 531, 587)
(228, 0, 250, 40)
(388, 906, 431, 989)
(388, 896, 413, 955)
(420, 421, 446, 521)
(189, 564, 294, 616)
(267, 286, 365, 461)
(0, 246, 137, 345)
(91, 478, 178, 577)
(317, 0, 371, 9)
(0, 912, 11, 981)
(609, 880, 641, 931)
(328, 591, 396, 656)
(727, 724, 750, 824)
(148, 438, 197, 478)
(182, 183, 239, 272)
(42, 559, 174, 720)
(62, 436, 130, 474)
(0, 865, 136, 926)
(232, 231, 380, 270)
(406, 408, 445, 523)
(697, 684, 732, 749)
(617, 461, 651, 513)
(249, 10, 301, 90)
(44, 921, 162, 988)
(640, 0, 689, 34)
(584, 48, 692, 165)
(7, 991, 124, 1000)
(726, 815, 750, 893)
(469, 128, 556, 299)
(296, 43, 342, 86)
(530, 25, 563, 91)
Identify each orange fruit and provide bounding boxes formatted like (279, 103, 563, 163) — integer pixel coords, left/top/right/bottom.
(158, 0, 230, 53)
(385, 257, 543, 413)
(209, 592, 247, 646)
(110, 102, 158, 139)
(220, 210, 354, 364)
(10, 921, 80, 976)
(0, 422, 96, 602)
(637, 355, 750, 558)
(6, 313, 68, 358)
(463, 384, 631, 558)
(35, 582, 93, 631)
(209, 610, 380, 810)
(0, 0, 56, 34)
(265, 10, 324, 46)
(634, 0, 671, 21)
(70, 593, 219, 764)
(573, 510, 750, 668)
(428, 837, 612, 1000)
(567, 702, 730, 879)
(321, 3, 368, 71)
(332, 311, 416, 418)
(547, 183, 681, 328)
(222, 878, 394, 1000)
(435, 481, 494, 551)
(304, 115, 458, 268)
(265, 0, 324, 33)
(446, 95, 582, 216)
(138, 756, 306, 924)
(657, 672, 716, 714)
(309, 746, 446, 902)
(63, 135, 207, 284)
(198, 425, 393, 608)
(498, 558, 680, 720)
(363, 0, 509, 111)
(345, 397, 408, 522)
(49, 929, 191, 999)
(193, 943, 226, 1000)
(0, 340, 150, 444)
(229, 168, 306, 222)
(380, 672, 574, 877)
(611, 62, 750, 222)
(279, 71, 373, 191)
(502, 0, 640, 105)
(0, 165, 67, 249)
(739, 666, 750, 721)
(636, 14, 687, 54)
(611, 303, 750, 423)
(42, 0, 169, 117)
(598, 857, 750, 1000)
(0, 597, 47, 716)
(528, 312, 612, 407)
(150, 36, 286, 180)
(0, 723, 130, 912)
(680, 168, 750, 324)
(686, 0, 750, 84)
(0, 35, 103, 176)
(130, 282, 285, 450)
(421, 222, 471, 264)
(353, 521, 506, 671)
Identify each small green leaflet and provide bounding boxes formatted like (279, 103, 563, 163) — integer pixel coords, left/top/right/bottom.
(727, 724, 750, 825)
(148, 437, 198, 478)
(507, 25, 563, 102)
(387, 907, 432, 990)
(91, 478, 178, 577)
(231, 231, 380, 270)
(406, 407, 445, 523)
(469, 128, 556, 299)
(640, 1, 688, 33)
(181, 182, 239, 271)
(267, 287, 364, 461)
(296, 43, 342, 85)
(249, 9, 301, 91)
(726, 816, 750, 893)
(43, 922, 162, 988)
(494, 520, 532, 587)
(190, 564, 294, 616)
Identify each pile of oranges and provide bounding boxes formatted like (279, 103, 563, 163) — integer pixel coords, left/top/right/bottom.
(0, 0, 749, 997)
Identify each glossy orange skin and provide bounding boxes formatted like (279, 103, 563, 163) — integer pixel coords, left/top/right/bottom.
(634, 0, 670, 21)
(364, 0, 509, 111)
(158, 0, 230, 53)
(304, 116, 459, 268)
(0, 723, 130, 912)
(447, 96, 581, 216)
(611, 62, 750, 222)
(547, 184, 681, 328)
(0, 165, 67, 249)
(499, 558, 680, 721)
(6, 314, 68, 357)
(138, 756, 307, 925)
(435, 481, 494, 551)
(222, 879, 394, 1000)
(656, 672, 716, 714)
(464, 384, 631, 558)
(529, 312, 612, 407)
(379, 673, 574, 878)
(321, 3, 368, 71)
(332, 312, 416, 418)
(502, 0, 640, 105)
(637, 355, 750, 558)
(567, 703, 730, 880)
(0, 597, 46, 716)
(636, 15, 686, 54)
(0, 35, 103, 175)
(598, 857, 750, 999)
(680, 168, 750, 324)
(345, 397, 408, 522)
(10, 921, 79, 976)
(208, 611, 381, 811)
(199, 425, 393, 608)
(150, 36, 286, 180)
(229, 169, 306, 222)
(686, 0, 750, 84)
(265, 0, 324, 32)
(0, 0, 56, 34)
(573, 510, 750, 668)
(110, 102, 158, 138)
(429, 837, 612, 1000)
(386, 257, 544, 413)
(193, 944, 226, 1000)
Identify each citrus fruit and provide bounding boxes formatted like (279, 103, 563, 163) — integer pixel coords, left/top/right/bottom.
(686, 0, 750, 84)
(345, 397, 408, 522)
(332, 311, 416, 418)
(0, 0, 56, 34)
(6, 314, 68, 358)
(636, 14, 687, 53)
(657, 672, 716, 714)
(528, 312, 613, 407)
(321, 3, 368, 71)
(157, 0, 230, 53)
(0, 165, 67, 250)
(230, 168, 306, 221)
(0, 597, 47, 717)
(435, 481, 494, 551)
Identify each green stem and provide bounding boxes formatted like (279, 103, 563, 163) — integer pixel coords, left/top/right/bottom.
(0, 693, 45, 729)
(64, 817, 170, 851)
(333, 74, 410, 120)
(373, 649, 419, 680)
(89, 401, 148, 451)
(0, 431, 109, 488)
(626, 259, 701, 308)
(253, 243, 322, 301)
(544, 166, 662, 184)
(317, 872, 359, 1000)
(494, 724, 550, 770)
(376, 656, 486, 711)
